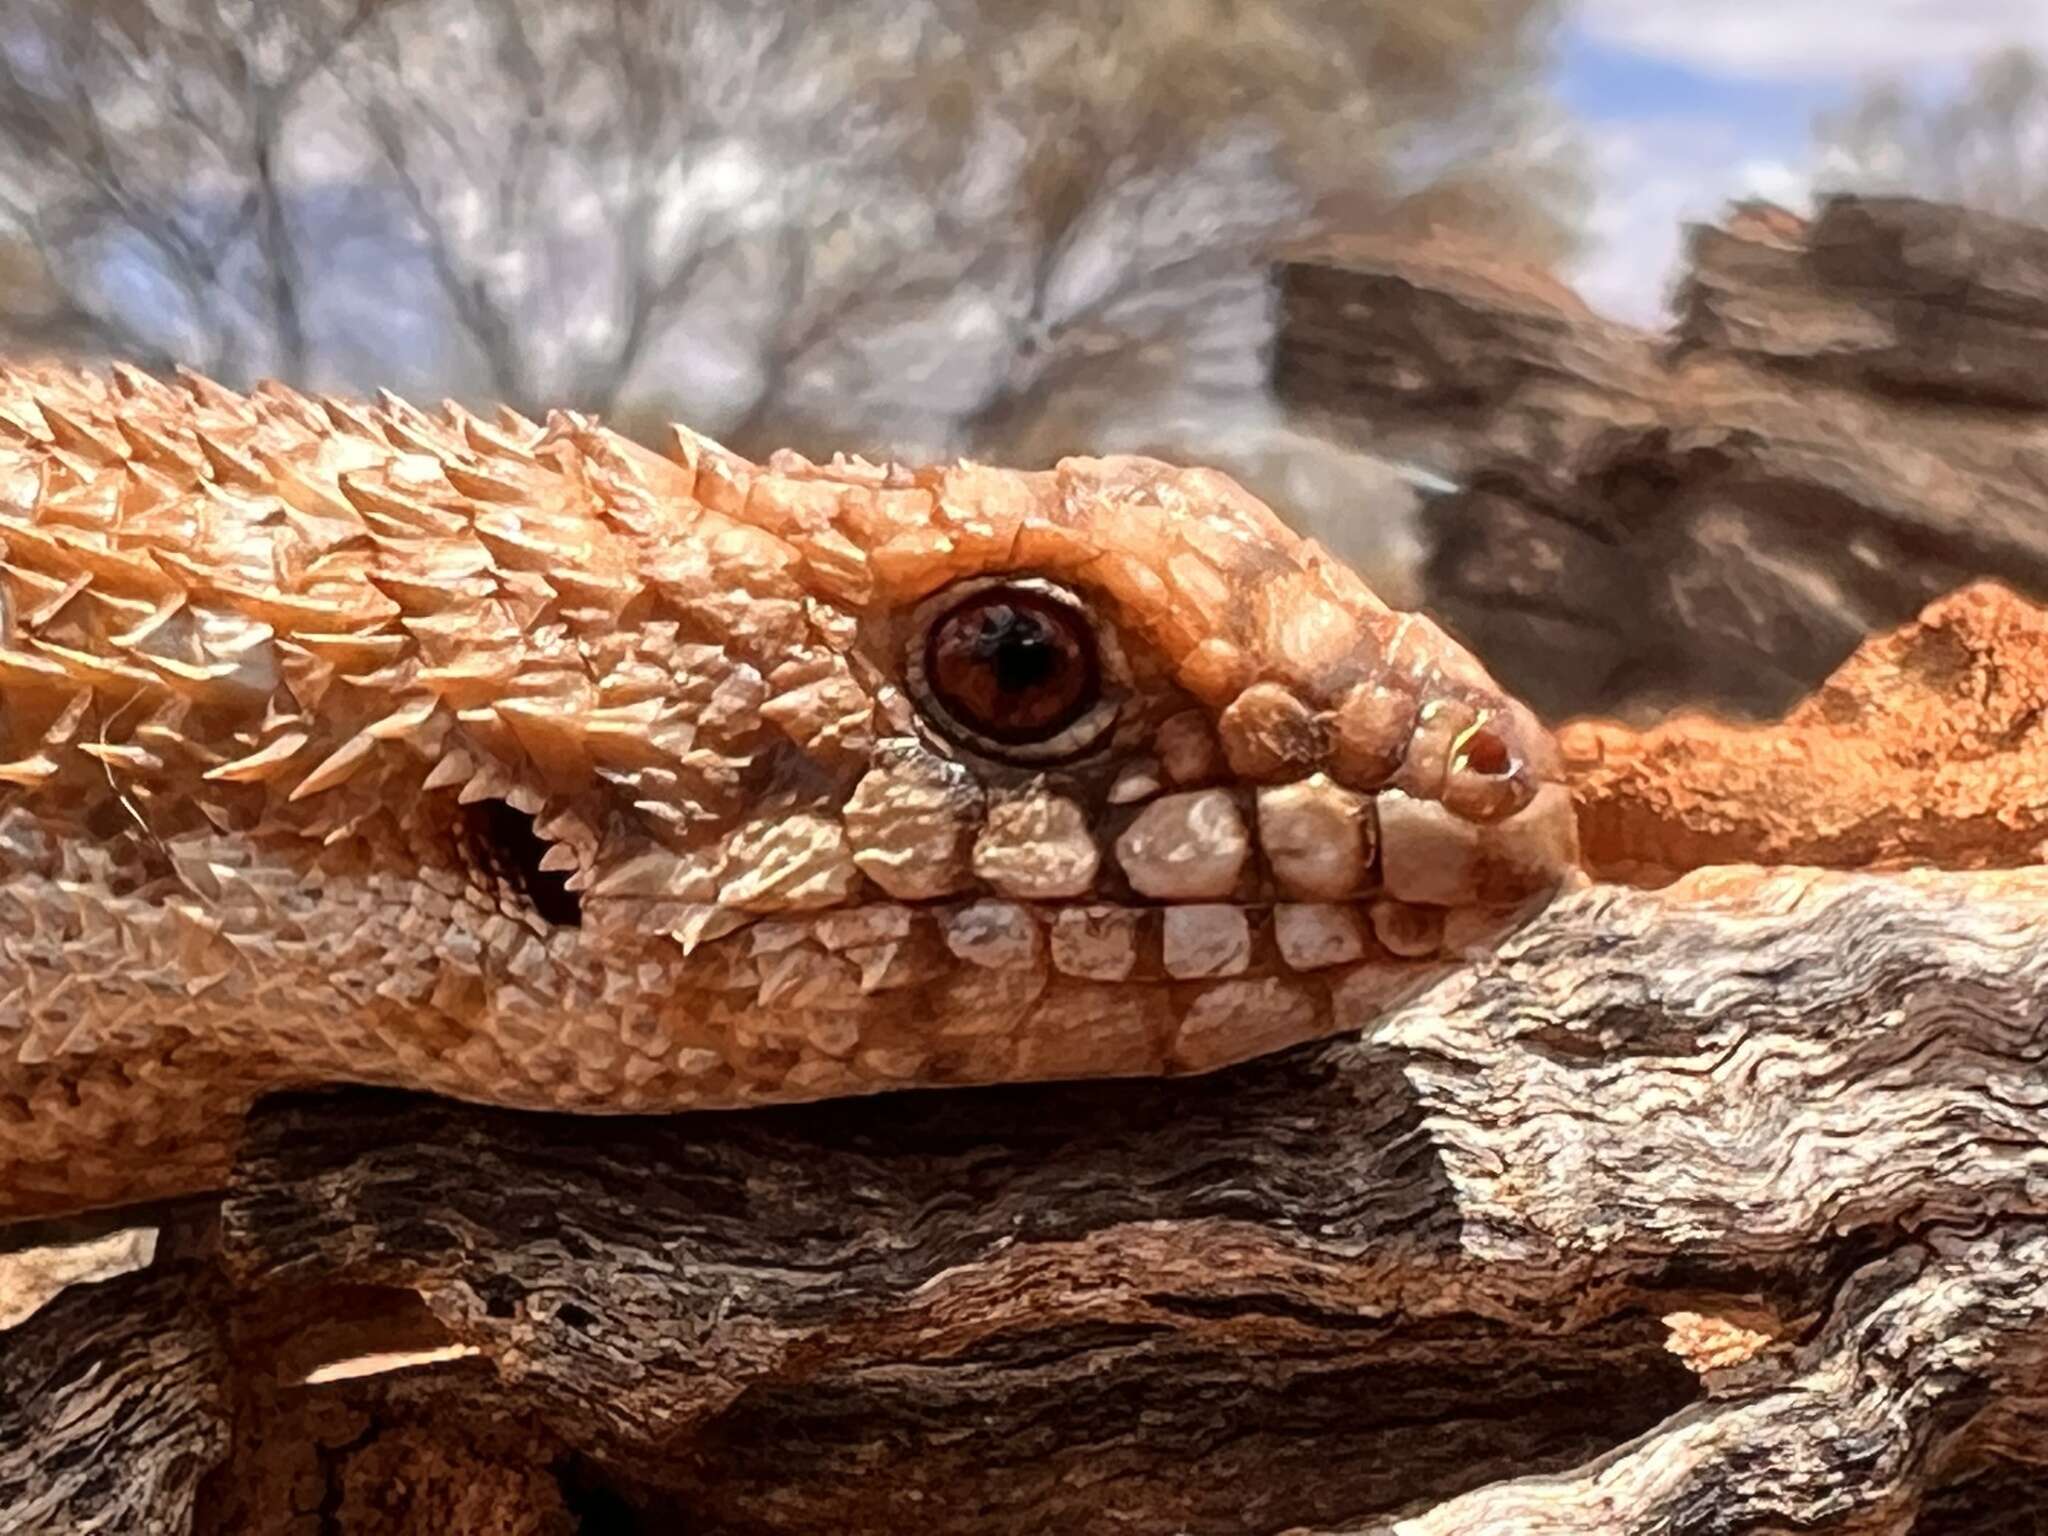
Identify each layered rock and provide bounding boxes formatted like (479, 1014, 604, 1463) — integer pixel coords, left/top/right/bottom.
(1680, 195, 2048, 408)
(1276, 195, 2048, 723)
(1273, 230, 1665, 483)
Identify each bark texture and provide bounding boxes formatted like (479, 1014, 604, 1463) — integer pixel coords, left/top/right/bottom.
(7, 837, 2048, 1531)
(185, 860, 2048, 1533)
(0, 1258, 227, 1533)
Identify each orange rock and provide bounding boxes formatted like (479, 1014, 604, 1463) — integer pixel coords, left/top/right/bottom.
(1566, 581, 2048, 880)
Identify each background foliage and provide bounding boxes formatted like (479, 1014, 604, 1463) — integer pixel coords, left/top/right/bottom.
(0, 0, 1582, 584)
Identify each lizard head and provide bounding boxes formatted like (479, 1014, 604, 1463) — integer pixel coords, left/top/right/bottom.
(0, 367, 1577, 1164)
(343, 413, 1577, 1103)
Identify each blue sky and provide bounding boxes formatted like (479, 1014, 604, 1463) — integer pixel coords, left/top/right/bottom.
(1555, 31, 1834, 141)
(1554, 0, 2046, 322)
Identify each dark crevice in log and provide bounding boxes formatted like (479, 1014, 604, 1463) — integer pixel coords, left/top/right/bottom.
(556, 1458, 650, 1534)
(195, 1359, 577, 1535)
(233, 1280, 465, 1384)
(656, 1338, 1694, 1533)
(1912, 1464, 2048, 1533)
(0, 1191, 223, 1250)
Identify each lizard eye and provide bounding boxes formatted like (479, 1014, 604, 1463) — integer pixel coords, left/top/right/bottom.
(908, 578, 1121, 763)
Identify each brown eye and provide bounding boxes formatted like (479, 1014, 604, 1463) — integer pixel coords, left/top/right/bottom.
(925, 586, 1098, 743)
(907, 577, 1124, 763)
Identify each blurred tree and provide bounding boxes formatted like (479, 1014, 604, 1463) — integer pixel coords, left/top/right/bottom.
(1814, 45, 2048, 222)
(0, 0, 1580, 581)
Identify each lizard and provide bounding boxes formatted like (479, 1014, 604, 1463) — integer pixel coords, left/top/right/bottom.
(0, 359, 1581, 1220)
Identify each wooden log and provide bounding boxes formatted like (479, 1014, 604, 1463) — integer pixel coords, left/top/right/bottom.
(0, 1257, 227, 1533)
(202, 863, 2048, 1532)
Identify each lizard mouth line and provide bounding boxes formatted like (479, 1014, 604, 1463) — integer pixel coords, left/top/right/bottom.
(586, 889, 1547, 998)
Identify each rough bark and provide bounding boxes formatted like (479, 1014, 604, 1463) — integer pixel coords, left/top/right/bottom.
(0, 1255, 228, 1532)
(142, 859, 2041, 1534)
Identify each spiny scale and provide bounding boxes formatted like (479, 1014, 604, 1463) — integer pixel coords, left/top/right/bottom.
(0, 359, 1578, 1219)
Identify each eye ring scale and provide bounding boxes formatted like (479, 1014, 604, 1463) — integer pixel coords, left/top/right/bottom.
(905, 576, 1124, 764)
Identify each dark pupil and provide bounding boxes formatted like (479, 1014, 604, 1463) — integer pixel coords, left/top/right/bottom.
(970, 606, 1059, 694)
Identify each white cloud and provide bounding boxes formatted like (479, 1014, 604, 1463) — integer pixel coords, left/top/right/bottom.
(1568, 122, 1814, 327)
(1562, 1, 2045, 323)
(1577, 0, 2048, 84)
(1734, 158, 1810, 207)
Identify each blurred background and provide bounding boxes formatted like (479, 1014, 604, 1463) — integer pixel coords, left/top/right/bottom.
(0, 2, 1575, 469)
(1, 0, 2042, 690)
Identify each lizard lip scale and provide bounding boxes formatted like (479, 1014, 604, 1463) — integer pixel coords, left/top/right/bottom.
(0, 362, 1579, 1217)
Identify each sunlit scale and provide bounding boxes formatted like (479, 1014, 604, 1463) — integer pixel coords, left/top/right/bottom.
(0, 360, 1583, 1219)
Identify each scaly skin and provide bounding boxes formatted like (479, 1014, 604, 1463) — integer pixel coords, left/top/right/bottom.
(0, 360, 1578, 1218)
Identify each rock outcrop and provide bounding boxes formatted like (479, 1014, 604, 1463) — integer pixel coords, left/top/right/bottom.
(1272, 229, 1666, 484)
(1681, 196, 2048, 409)
(1276, 195, 2048, 724)
(1566, 581, 2048, 880)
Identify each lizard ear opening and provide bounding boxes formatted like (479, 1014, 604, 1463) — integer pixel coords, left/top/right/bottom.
(460, 799, 583, 928)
